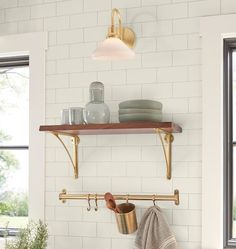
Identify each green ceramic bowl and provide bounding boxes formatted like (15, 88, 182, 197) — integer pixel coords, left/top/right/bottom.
(119, 99, 162, 110)
(119, 108, 162, 115)
(119, 113, 162, 123)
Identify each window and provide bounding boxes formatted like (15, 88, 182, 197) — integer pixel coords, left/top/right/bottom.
(0, 56, 29, 243)
(223, 39, 236, 248)
(0, 32, 47, 248)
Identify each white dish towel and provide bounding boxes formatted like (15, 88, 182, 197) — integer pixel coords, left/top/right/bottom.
(135, 206, 178, 249)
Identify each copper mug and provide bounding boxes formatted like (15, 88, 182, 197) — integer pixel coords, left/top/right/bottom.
(115, 203, 137, 234)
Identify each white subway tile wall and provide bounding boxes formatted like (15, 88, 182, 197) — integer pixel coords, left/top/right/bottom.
(0, 0, 232, 248)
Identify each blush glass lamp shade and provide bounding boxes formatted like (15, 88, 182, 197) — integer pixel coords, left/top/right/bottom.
(92, 37, 135, 60)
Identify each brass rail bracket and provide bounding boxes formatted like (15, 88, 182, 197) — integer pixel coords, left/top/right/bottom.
(58, 189, 180, 205)
(155, 128, 174, 180)
(51, 132, 80, 179)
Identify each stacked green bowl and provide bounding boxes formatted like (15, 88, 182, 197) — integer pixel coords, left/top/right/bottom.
(118, 99, 163, 123)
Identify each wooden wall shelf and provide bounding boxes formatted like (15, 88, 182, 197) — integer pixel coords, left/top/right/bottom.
(39, 122, 182, 180)
(39, 122, 182, 135)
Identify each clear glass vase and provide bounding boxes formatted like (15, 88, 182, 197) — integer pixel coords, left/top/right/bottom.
(84, 82, 110, 124)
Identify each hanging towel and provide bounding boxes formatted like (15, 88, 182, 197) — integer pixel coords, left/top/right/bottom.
(135, 206, 178, 249)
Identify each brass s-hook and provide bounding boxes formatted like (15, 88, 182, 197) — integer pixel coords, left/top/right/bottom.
(94, 194, 98, 211)
(152, 195, 156, 206)
(87, 194, 91, 211)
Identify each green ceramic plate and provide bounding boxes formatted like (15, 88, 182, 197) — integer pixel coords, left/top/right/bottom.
(119, 113, 162, 123)
(119, 99, 162, 110)
(119, 108, 162, 115)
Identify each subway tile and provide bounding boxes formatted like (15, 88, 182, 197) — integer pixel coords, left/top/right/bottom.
(0, 0, 17, 8)
(47, 45, 69, 60)
(84, 58, 111, 72)
(112, 146, 141, 161)
(142, 83, 172, 99)
(173, 178, 202, 194)
(173, 81, 201, 97)
(162, 98, 189, 113)
(189, 194, 202, 209)
(57, 0, 83, 15)
(221, 0, 236, 14)
(46, 162, 69, 177)
(44, 16, 69, 31)
(70, 42, 97, 57)
(83, 0, 111, 12)
(157, 66, 188, 82)
(112, 0, 141, 8)
(69, 222, 96, 236)
(112, 239, 134, 249)
(142, 52, 172, 68)
(188, 0, 220, 17)
(189, 97, 202, 113)
(157, 35, 187, 51)
(47, 74, 69, 89)
(83, 237, 111, 249)
(70, 72, 97, 87)
(142, 178, 173, 193)
(188, 65, 202, 81)
(45, 207, 55, 221)
(142, 0, 171, 6)
(97, 162, 126, 177)
(83, 177, 111, 192)
(55, 177, 83, 192)
(171, 225, 188, 241)
(127, 68, 157, 84)
(57, 29, 83, 44)
(48, 31, 57, 46)
(173, 50, 201, 66)
(173, 210, 202, 226)
(5, 7, 30, 22)
(70, 12, 97, 28)
(48, 221, 69, 236)
(188, 34, 201, 49)
(157, 3, 188, 20)
(55, 88, 83, 103)
(135, 37, 157, 53)
(83, 147, 112, 162)
(82, 207, 112, 222)
(18, 0, 43, 6)
(142, 20, 172, 37)
(55, 236, 82, 249)
(112, 54, 142, 70)
(30, 3, 56, 18)
(57, 58, 83, 73)
(126, 162, 157, 177)
(55, 207, 83, 221)
(112, 177, 142, 192)
(112, 85, 142, 100)
(173, 18, 199, 34)
(98, 70, 126, 85)
(189, 226, 202, 242)
(18, 19, 43, 32)
(127, 6, 157, 23)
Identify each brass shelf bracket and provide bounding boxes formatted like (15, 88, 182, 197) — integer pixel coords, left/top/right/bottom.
(52, 132, 80, 179)
(155, 128, 174, 180)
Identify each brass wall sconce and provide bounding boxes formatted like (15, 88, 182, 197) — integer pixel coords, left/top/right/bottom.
(92, 8, 136, 60)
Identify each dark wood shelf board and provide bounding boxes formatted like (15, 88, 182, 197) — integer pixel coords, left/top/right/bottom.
(39, 122, 182, 135)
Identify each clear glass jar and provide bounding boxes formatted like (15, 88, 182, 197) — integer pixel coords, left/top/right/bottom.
(84, 82, 110, 124)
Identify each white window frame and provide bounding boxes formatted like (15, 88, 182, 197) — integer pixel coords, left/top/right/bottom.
(0, 32, 47, 221)
(201, 14, 236, 249)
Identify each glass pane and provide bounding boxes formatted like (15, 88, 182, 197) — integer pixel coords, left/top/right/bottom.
(233, 52, 236, 141)
(0, 67, 29, 146)
(0, 150, 28, 232)
(233, 147, 236, 238)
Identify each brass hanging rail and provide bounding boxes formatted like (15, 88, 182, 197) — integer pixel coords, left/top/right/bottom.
(59, 189, 180, 205)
